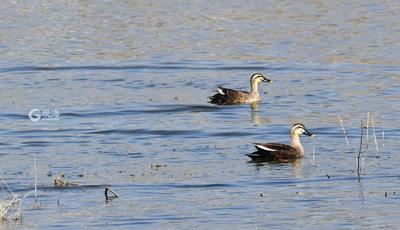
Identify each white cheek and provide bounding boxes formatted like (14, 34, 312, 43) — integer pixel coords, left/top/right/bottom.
(297, 129, 305, 135)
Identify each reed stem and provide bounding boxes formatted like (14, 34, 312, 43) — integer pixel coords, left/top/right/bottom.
(357, 120, 364, 177)
(105, 187, 119, 200)
(34, 153, 37, 204)
(337, 115, 349, 146)
(366, 112, 369, 149)
(371, 119, 378, 153)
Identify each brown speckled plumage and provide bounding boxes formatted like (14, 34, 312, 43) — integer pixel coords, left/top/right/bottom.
(209, 73, 271, 105)
(247, 123, 315, 163)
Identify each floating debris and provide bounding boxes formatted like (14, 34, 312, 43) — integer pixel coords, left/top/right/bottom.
(105, 187, 119, 201)
(54, 174, 77, 188)
(57, 192, 62, 206)
(326, 174, 331, 179)
(151, 164, 167, 169)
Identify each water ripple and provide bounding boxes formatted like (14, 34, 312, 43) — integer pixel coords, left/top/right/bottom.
(86, 128, 203, 138)
(0, 62, 323, 74)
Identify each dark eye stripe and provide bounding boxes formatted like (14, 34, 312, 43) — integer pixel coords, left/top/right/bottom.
(292, 124, 305, 130)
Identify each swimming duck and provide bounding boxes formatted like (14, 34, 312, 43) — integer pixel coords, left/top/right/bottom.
(208, 73, 272, 105)
(247, 123, 315, 162)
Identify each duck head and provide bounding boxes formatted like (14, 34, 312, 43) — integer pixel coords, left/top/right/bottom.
(291, 123, 315, 137)
(250, 73, 272, 84)
(250, 73, 272, 93)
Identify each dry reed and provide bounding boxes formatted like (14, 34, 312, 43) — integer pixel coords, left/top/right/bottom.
(371, 119, 379, 153)
(337, 115, 349, 146)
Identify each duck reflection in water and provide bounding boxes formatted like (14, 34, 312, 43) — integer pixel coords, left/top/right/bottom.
(250, 102, 271, 125)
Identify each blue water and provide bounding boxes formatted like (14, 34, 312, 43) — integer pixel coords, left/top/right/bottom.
(1, 1, 400, 229)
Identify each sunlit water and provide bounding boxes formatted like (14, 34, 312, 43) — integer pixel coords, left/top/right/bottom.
(1, 1, 400, 229)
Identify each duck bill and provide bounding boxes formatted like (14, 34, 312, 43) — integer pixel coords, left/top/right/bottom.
(263, 78, 272, 83)
(304, 129, 315, 137)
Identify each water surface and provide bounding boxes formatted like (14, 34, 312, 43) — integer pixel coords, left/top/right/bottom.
(1, 1, 400, 229)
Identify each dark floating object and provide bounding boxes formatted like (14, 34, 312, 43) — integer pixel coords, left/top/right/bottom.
(247, 123, 315, 163)
(105, 187, 119, 200)
(208, 73, 272, 105)
(57, 192, 62, 206)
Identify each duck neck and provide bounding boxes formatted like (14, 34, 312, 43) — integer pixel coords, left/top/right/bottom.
(291, 133, 304, 157)
(250, 80, 260, 94)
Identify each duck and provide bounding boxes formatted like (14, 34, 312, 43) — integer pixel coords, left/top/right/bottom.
(208, 73, 272, 105)
(247, 123, 315, 162)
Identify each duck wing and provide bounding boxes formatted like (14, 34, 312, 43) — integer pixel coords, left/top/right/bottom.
(208, 87, 250, 105)
(247, 143, 298, 162)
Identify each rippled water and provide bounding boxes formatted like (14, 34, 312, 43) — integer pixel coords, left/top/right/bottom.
(1, 1, 400, 229)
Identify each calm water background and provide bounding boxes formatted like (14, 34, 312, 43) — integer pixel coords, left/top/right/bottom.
(0, 1, 400, 229)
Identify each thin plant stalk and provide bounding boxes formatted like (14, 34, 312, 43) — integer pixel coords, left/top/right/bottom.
(371, 119, 379, 153)
(105, 187, 119, 200)
(308, 147, 316, 166)
(362, 118, 381, 170)
(362, 113, 370, 168)
(366, 112, 369, 146)
(337, 115, 349, 146)
(361, 156, 365, 169)
(357, 120, 364, 177)
(312, 147, 315, 166)
(34, 153, 37, 204)
(57, 192, 62, 206)
(0, 177, 16, 198)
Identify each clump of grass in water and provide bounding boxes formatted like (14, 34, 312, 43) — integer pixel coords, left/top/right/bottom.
(0, 179, 32, 223)
(1, 154, 42, 223)
(54, 173, 77, 188)
(355, 113, 384, 176)
(339, 113, 383, 177)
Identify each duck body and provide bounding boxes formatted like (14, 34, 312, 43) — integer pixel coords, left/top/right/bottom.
(247, 143, 299, 162)
(247, 123, 314, 163)
(209, 87, 261, 105)
(208, 73, 271, 105)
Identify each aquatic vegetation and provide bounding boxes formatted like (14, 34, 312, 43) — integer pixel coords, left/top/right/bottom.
(338, 113, 383, 177)
(0, 179, 32, 223)
(54, 174, 77, 188)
